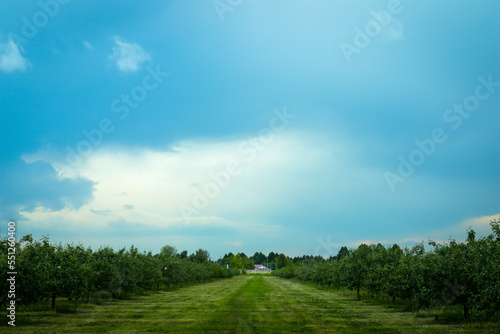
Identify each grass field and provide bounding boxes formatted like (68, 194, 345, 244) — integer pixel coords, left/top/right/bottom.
(7, 275, 500, 333)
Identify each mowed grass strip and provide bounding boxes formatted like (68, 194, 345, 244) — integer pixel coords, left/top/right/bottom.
(13, 276, 251, 333)
(262, 277, 485, 333)
(10, 275, 499, 333)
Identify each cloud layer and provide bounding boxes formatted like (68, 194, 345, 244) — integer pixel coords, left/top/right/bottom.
(19, 130, 500, 256)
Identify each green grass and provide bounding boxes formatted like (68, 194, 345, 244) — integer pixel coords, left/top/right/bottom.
(5, 276, 499, 333)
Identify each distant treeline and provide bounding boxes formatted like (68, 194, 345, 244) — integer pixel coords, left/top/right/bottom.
(272, 219, 500, 320)
(217, 251, 320, 270)
(0, 239, 240, 310)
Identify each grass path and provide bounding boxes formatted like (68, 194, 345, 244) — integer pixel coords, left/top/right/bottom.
(10, 275, 498, 333)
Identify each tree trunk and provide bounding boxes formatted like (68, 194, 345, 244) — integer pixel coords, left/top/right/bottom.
(51, 293, 56, 310)
(463, 304, 469, 319)
(392, 295, 396, 303)
(357, 286, 360, 298)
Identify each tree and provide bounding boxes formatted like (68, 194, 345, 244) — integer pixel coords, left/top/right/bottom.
(337, 246, 349, 261)
(17, 235, 54, 305)
(268, 252, 276, 263)
(313, 261, 336, 288)
(391, 243, 425, 302)
(275, 254, 290, 269)
(295, 262, 315, 281)
(364, 244, 387, 297)
(342, 244, 371, 297)
(160, 257, 184, 288)
(383, 244, 403, 302)
(91, 246, 122, 296)
(191, 249, 210, 264)
(137, 251, 162, 291)
(244, 258, 255, 269)
(221, 253, 234, 267)
(179, 250, 188, 259)
(115, 246, 141, 294)
(420, 224, 500, 319)
(160, 245, 177, 258)
(468, 219, 500, 318)
(252, 252, 267, 264)
(433, 238, 475, 318)
(231, 254, 243, 269)
(43, 243, 93, 309)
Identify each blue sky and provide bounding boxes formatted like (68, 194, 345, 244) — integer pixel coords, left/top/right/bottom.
(1, 0, 499, 259)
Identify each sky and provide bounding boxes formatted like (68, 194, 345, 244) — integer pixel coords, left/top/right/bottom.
(0, 0, 499, 259)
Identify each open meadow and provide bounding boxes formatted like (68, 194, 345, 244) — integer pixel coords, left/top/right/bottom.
(8, 275, 499, 333)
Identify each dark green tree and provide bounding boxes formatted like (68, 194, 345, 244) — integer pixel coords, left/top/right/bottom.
(337, 246, 349, 261)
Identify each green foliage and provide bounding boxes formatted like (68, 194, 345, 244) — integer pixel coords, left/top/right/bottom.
(220, 252, 255, 270)
(91, 246, 122, 296)
(251, 251, 267, 265)
(271, 264, 295, 278)
(190, 249, 210, 264)
(337, 246, 349, 261)
(267, 251, 277, 264)
(468, 220, 500, 318)
(137, 251, 162, 291)
(273, 220, 500, 320)
(295, 262, 315, 281)
(342, 244, 371, 297)
(17, 236, 56, 305)
(275, 253, 292, 269)
(159, 245, 177, 258)
(230, 254, 243, 269)
(244, 258, 255, 269)
(179, 250, 188, 259)
(312, 261, 337, 288)
(5, 238, 239, 310)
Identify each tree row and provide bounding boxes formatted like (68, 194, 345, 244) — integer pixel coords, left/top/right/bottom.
(273, 220, 500, 319)
(0, 237, 240, 309)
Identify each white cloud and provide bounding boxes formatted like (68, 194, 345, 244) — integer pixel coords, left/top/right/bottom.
(20, 131, 357, 235)
(0, 40, 28, 73)
(223, 241, 242, 247)
(83, 41, 93, 50)
(438, 214, 500, 239)
(109, 37, 150, 73)
(348, 214, 500, 247)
